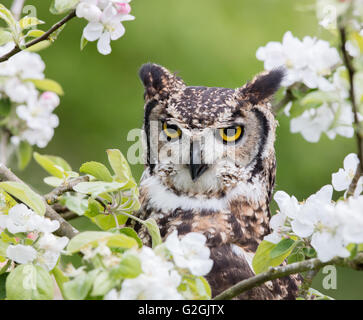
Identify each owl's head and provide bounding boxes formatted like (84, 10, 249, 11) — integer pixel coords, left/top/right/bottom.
(139, 63, 283, 197)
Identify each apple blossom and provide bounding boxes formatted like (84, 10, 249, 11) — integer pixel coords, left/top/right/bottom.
(116, 247, 183, 300)
(78, 0, 135, 55)
(256, 31, 341, 90)
(6, 244, 37, 264)
(165, 230, 213, 276)
(332, 153, 360, 192)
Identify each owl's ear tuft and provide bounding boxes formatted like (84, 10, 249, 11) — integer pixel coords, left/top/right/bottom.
(139, 63, 184, 100)
(236, 68, 285, 105)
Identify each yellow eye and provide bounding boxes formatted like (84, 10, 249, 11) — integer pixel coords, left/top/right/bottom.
(219, 126, 243, 143)
(162, 122, 182, 140)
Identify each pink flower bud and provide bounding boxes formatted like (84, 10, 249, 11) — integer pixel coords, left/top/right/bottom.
(27, 232, 37, 241)
(40, 91, 60, 110)
(115, 2, 131, 15)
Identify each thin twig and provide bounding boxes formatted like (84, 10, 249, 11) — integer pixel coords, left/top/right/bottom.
(213, 253, 363, 300)
(298, 269, 319, 299)
(347, 165, 361, 197)
(44, 175, 89, 205)
(0, 10, 76, 63)
(339, 25, 363, 172)
(59, 211, 79, 221)
(0, 163, 79, 239)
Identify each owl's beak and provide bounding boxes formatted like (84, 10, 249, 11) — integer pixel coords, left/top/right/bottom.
(189, 141, 209, 181)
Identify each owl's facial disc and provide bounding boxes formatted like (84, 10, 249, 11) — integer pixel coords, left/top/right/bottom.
(189, 140, 209, 181)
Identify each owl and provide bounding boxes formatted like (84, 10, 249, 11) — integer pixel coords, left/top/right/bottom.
(133, 63, 301, 300)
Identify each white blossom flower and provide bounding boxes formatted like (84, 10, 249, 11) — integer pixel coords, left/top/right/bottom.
(76, 0, 103, 22)
(311, 228, 350, 262)
(336, 195, 363, 244)
(0, 203, 61, 235)
(332, 153, 360, 192)
(3, 78, 38, 104)
(264, 212, 287, 244)
(82, 1, 134, 55)
(35, 233, 68, 271)
(256, 31, 341, 90)
(290, 104, 334, 142)
(6, 244, 37, 264)
(0, 204, 39, 234)
(37, 250, 61, 271)
(8, 51, 45, 80)
(346, 40, 360, 58)
(37, 233, 69, 252)
(15, 91, 60, 148)
(268, 185, 352, 262)
(118, 247, 183, 300)
(104, 288, 120, 300)
(291, 185, 334, 238)
(165, 231, 213, 276)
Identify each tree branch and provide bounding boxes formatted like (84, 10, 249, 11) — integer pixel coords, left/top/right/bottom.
(44, 175, 89, 205)
(0, 9, 76, 63)
(213, 253, 363, 300)
(0, 163, 79, 239)
(339, 25, 363, 172)
(298, 269, 318, 299)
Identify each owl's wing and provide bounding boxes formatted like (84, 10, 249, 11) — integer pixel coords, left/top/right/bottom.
(207, 242, 301, 300)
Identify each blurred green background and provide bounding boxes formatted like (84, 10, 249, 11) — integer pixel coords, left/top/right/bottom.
(3, 0, 362, 299)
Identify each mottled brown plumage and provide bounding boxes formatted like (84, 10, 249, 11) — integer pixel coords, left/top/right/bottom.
(134, 63, 301, 299)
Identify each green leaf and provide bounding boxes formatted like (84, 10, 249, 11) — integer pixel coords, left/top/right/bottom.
(0, 4, 16, 27)
(299, 90, 339, 111)
(84, 198, 102, 218)
(0, 189, 17, 213)
(66, 231, 137, 254)
(0, 239, 9, 257)
(287, 251, 305, 264)
(19, 16, 45, 30)
(106, 149, 132, 183)
(178, 275, 211, 300)
(303, 247, 316, 258)
(90, 270, 114, 297)
(60, 194, 88, 215)
(25, 40, 51, 52)
(110, 254, 142, 279)
(0, 181, 45, 216)
(50, 0, 79, 15)
(80, 35, 88, 50)
(252, 240, 296, 274)
(119, 227, 142, 248)
(80, 161, 113, 182)
(6, 264, 54, 300)
(0, 272, 8, 300)
(91, 213, 128, 231)
(33, 152, 71, 178)
(144, 218, 162, 248)
(0, 29, 12, 46)
(0, 98, 11, 117)
(43, 176, 64, 187)
(17, 141, 32, 170)
(27, 78, 64, 95)
(63, 272, 94, 300)
(51, 267, 69, 299)
(270, 238, 296, 259)
(24, 29, 46, 38)
(73, 181, 126, 198)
